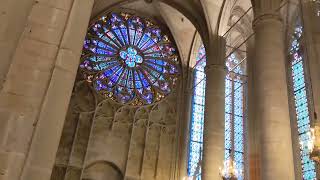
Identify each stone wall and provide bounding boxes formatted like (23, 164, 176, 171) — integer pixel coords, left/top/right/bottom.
(51, 80, 179, 180)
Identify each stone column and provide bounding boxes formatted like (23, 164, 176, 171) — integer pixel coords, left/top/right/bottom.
(179, 74, 193, 179)
(0, 0, 34, 90)
(252, 9, 295, 180)
(246, 39, 261, 180)
(20, 0, 94, 179)
(0, 0, 94, 180)
(202, 36, 226, 180)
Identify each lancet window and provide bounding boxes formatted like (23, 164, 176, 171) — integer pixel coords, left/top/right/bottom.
(188, 45, 206, 179)
(289, 23, 316, 180)
(224, 54, 246, 180)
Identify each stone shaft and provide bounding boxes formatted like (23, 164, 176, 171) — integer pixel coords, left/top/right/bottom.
(202, 36, 226, 180)
(253, 14, 295, 180)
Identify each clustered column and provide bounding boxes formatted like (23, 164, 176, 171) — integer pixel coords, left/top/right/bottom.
(0, 0, 94, 180)
(252, 12, 295, 179)
(202, 36, 226, 180)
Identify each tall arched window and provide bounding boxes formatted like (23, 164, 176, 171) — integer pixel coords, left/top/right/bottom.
(289, 22, 316, 180)
(188, 44, 206, 179)
(224, 54, 246, 179)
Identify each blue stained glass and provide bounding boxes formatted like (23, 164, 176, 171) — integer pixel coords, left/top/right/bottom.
(129, 28, 136, 45)
(134, 70, 142, 89)
(145, 59, 166, 69)
(188, 45, 206, 179)
(104, 65, 121, 77)
(120, 47, 143, 68)
(118, 69, 129, 87)
(224, 54, 245, 179)
(113, 28, 125, 45)
(143, 70, 157, 83)
(144, 62, 163, 73)
(101, 35, 114, 44)
(146, 52, 162, 58)
(121, 28, 129, 45)
(106, 31, 121, 46)
(110, 67, 123, 83)
(126, 70, 134, 89)
(137, 71, 150, 88)
(138, 34, 151, 49)
(134, 30, 143, 46)
(144, 46, 159, 54)
(290, 24, 316, 180)
(80, 12, 179, 105)
(142, 39, 155, 50)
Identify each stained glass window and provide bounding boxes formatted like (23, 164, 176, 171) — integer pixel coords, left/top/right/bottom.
(80, 12, 180, 105)
(188, 45, 206, 179)
(225, 54, 245, 179)
(289, 24, 317, 180)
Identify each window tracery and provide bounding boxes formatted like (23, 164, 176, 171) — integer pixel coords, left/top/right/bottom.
(80, 12, 180, 105)
(224, 54, 245, 180)
(187, 46, 246, 180)
(188, 45, 206, 179)
(290, 24, 317, 180)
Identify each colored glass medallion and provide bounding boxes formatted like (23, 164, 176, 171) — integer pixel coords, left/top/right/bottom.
(120, 47, 143, 67)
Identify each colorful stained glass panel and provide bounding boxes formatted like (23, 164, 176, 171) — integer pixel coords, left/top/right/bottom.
(188, 45, 206, 179)
(290, 25, 316, 180)
(80, 12, 180, 105)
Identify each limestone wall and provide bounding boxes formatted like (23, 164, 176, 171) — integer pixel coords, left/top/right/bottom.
(51, 80, 179, 180)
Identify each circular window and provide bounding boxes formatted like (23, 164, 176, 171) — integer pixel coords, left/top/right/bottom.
(80, 12, 180, 105)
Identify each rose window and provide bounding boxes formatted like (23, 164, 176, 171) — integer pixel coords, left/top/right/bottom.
(80, 12, 180, 105)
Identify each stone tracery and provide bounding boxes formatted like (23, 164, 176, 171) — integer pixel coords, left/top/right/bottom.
(1, 0, 319, 180)
(51, 77, 179, 180)
(80, 12, 180, 106)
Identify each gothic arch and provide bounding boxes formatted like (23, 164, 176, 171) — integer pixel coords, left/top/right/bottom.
(82, 161, 124, 180)
(92, 0, 208, 41)
(188, 33, 204, 69)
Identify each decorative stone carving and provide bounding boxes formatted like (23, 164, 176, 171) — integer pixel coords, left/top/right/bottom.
(73, 81, 96, 113)
(53, 81, 179, 180)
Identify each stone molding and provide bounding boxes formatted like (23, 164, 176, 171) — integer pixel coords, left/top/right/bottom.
(252, 13, 282, 28)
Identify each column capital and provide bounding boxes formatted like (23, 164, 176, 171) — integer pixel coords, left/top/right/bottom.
(253, 13, 282, 29)
(205, 35, 226, 67)
(204, 64, 227, 74)
(252, 0, 284, 28)
(252, 0, 282, 14)
(201, 34, 226, 180)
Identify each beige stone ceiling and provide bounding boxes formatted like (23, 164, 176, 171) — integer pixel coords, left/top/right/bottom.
(90, 0, 201, 67)
(157, 2, 196, 66)
(89, 0, 255, 67)
(92, 0, 161, 20)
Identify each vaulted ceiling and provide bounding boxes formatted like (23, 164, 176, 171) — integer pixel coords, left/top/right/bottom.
(89, 0, 256, 68)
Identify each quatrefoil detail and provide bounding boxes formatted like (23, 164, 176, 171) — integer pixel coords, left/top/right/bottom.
(120, 47, 143, 68)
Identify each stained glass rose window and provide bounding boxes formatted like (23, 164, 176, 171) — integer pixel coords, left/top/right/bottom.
(80, 12, 180, 105)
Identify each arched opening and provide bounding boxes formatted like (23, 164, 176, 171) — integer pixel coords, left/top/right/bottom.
(82, 161, 123, 180)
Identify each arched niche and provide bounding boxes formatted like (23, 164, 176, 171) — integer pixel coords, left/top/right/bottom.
(82, 161, 123, 180)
